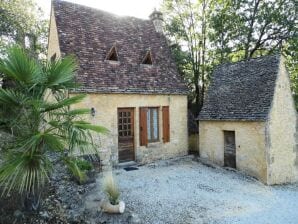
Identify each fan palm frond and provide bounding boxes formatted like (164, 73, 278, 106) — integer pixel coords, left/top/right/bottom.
(43, 94, 86, 112)
(0, 47, 42, 86)
(0, 152, 51, 196)
(0, 46, 106, 197)
(44, 55, 78, 88)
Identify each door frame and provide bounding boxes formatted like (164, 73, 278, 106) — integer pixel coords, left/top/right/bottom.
(223, 130, 236, 168)
(117, 107, 135, 162)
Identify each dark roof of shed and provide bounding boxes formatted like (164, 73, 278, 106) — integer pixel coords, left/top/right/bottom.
(52, 0, 188, 95)
(198, 54, 281, 121)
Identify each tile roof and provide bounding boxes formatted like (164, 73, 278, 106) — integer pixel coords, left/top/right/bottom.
(198, 54, 281, 121)
(52, 0, 188, 95)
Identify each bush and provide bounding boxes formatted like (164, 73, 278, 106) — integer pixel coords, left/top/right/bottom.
(76, 159, 93, 171)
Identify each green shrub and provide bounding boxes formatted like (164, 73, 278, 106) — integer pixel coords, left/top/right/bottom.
(76, 159, 93, 171)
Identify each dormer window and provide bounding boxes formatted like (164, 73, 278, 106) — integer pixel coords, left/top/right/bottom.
(106, 46, 118, 61)
(142, 50, 153, 65)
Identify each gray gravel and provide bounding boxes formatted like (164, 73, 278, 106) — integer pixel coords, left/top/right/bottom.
(91, 156, 298, 224)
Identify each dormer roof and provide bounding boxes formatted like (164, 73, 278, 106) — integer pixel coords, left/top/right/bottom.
(52, 0, 188, 95)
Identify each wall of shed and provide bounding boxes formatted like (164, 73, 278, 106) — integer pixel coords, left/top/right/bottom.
(199, 121, 267, 183)
(266, 57, 298, 185)
(70, 93, 188, 166)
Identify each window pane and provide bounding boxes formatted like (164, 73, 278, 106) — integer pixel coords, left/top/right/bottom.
(147, 109, 151, 140)
(152, 109, 158, 139)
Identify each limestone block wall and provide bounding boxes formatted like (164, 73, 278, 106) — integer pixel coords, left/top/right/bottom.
(266, 57, 298, 185)
(70, 93, 188, 165)
(47, 7, 61, 59)
(199, 121, 267, 182)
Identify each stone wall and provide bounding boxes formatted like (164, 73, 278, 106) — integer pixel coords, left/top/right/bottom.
(199, 121, 268, 183)
(70, 93, 188, 166)
(189, 134, 199, 153)
(47, 7, 61, 59)
(266, 57, 298, 184)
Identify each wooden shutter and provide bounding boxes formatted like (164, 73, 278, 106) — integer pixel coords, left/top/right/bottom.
(162, 106, 170, 143)
(139, 107, 148, 146)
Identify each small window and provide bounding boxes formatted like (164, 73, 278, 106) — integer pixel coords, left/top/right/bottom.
(142, 50, 153, 65)
(147, 107, 159, 142)
(106, 46, 118, 61)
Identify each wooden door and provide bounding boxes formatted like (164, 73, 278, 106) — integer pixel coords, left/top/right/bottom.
(224, 131, 236, 168)
(118, 108, 135, 162)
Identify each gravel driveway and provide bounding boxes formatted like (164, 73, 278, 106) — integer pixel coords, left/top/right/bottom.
(94, 156, 298, 224)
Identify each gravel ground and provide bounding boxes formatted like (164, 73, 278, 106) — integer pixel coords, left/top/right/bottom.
(92, 156, 298, 224)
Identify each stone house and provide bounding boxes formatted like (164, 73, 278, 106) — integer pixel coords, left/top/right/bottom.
(48, 0, 189, 165)
(198, 54, 298, 185)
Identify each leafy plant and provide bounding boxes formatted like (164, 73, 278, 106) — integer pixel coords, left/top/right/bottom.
(63, 157, 87, 185)
(76, 159, 93, 171)
(103, 174, 120, 205)
(63, 157, 93, 184)
(0, 46, 107, 201)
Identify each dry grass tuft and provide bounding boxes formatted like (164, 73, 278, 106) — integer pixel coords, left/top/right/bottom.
(103, 173, 120, 205)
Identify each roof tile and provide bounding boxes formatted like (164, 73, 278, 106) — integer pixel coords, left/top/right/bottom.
(53, 0, 188, 95)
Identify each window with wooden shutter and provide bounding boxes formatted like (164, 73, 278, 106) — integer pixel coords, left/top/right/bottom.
(147, 107, 159, 142)
(139, 107, 148, 146)
(162, 106, 170, 143)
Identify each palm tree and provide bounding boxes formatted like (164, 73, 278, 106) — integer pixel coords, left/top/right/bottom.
(0, 47, 107, 204)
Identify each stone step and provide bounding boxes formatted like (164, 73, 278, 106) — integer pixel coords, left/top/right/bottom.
(117, 161, 138, 169)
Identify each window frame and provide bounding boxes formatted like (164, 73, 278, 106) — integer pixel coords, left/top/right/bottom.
(147, 107, 159, 143)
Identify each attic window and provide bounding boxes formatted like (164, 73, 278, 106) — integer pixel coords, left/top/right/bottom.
(142, 51, 153, 65)
(106, 46, 118, 61)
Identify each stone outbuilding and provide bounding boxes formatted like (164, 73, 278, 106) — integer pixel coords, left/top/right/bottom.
(198, 55, 298, 185)
(48, 0, 189, 166)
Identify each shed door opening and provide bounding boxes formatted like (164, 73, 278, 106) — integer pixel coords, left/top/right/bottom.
(118, 108, 135, 162)
(224, 131, 236, 168)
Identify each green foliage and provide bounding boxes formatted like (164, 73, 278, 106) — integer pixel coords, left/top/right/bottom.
(0, 0, 48, 57)
(0, 46, 107, 196)
(162, 0, 298, 112)
(76, 159, 93, 171)
(162, 0, 213, 114)
(63, 157, 88, 185)
(103, 174, 120, 205)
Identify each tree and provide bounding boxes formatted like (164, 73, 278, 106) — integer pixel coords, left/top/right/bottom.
(208, 0, 238, 64)
(0, 47, 107, 205)
(0, 0, 48, 57)
(210, 0, 298, 107)
(163, 0, 298, 113)
(285, 38, 298, 109)
(210, 0, 297, 60)
(161, 0, 214, 115)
